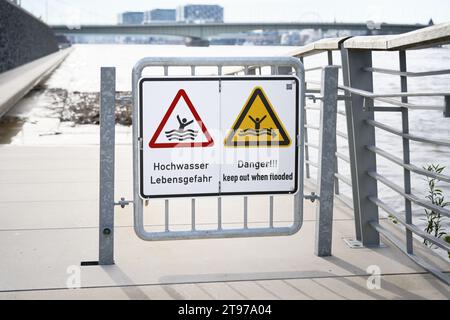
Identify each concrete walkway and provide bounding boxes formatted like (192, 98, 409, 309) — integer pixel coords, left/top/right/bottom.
(0, 144, 448, 299)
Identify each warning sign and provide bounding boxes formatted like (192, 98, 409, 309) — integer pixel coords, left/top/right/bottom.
(149, 89, 214, 148)
(224, 87, 291, 147)
(138, 77, 300, 198)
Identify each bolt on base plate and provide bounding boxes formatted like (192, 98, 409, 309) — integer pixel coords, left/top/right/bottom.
(343, 237, 387, 249)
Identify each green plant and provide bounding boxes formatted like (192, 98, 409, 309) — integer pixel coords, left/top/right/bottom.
(444, 235, 450, 258)
(388, 214, 398, 224)
(423, 164, 448, 247)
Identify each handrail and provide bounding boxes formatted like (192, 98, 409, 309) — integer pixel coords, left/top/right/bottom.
(343, 23, 450, 50)
(299, 22, 450, 285)
(291, 23, 450, 60)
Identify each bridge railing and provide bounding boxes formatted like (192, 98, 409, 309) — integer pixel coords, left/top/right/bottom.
(293, 23, 450, 284)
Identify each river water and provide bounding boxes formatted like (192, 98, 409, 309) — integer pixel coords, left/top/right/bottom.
(1, 43, 449, 258)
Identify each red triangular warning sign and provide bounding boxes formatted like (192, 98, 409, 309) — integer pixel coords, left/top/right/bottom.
(148, 89, 214, 148)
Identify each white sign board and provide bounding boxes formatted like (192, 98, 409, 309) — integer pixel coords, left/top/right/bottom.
(139, 77, 299, 198)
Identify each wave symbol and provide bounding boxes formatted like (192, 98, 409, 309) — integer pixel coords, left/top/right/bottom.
(165, 129, 198, 141)
(237, 128, 277, 137)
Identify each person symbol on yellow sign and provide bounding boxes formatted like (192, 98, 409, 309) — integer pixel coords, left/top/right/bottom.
(248, 115, 267, 130)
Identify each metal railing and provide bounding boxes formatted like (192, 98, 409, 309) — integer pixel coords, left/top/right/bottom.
(294, 23, 450, 284)
(96, 23, 450, 284)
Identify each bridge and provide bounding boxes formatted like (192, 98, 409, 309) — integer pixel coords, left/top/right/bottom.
(51, 22, 428, 42)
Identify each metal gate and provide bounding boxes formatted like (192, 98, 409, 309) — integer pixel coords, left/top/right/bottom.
(97, 56, 338, 265)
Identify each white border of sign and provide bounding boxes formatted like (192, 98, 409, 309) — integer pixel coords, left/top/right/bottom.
(138, 76, 300, 199)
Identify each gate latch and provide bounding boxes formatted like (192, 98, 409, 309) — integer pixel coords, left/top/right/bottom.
(304, 192, 319, 203)
(114, 197, 133, 208)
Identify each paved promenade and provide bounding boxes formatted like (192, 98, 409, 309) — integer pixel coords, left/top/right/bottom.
(0, 141, 448, 299)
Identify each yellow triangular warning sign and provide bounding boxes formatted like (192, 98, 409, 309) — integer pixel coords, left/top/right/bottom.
(224, 86, 291, 147)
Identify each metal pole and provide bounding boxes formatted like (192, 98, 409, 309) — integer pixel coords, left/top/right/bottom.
(315, 66, 339, 256)
(327, 51, 340, 196)
(340, 47, 362, 241)
(399, 51, 413, 254)
(300, 57, 311, 180)
(99, 67, 116, 265)
(444, 96, 450, 118)
(343, 49, 380, 247)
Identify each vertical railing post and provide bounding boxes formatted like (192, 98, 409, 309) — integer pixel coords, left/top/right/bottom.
(99, 67, 116, 265)
(399, 50, 413, 254)
(300, 57, 311, 180)
(315, 66, 339, 256)
(326, 51, 340, 196)
(341, 49, 380, 247)
(444, 96, 450, 118)
(340, 48, 361, 241)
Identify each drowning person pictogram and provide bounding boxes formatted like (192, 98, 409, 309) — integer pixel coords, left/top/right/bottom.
(148, 89, 214, 148)
(164, 115, 198, 141)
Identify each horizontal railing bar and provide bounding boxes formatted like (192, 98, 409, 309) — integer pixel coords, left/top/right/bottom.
(339, 85, 450, 98)
(305, 106, 321, 110)
(305, 124, 319, 130)
(369, 197, 450, 251)
(372, 106, 404, 112)
(335, 173, 352, 186)
(337, 109, 346, 116)
(336, 130, 348, 139)
(305, 65, 342, 72)
(363, 67, 450, 77)
(366, 119, 450, 147)
(305, 160, 318, 168)
(368, 171, 450, 218)
(336, 193, 354, 210)
(305, 66, 323, 72)
(369, 221, 450, 285)
(375, 97, 444, 111)
(367, 145, 450, 183)
(305, 89, 322, 94)
(335, 151, 350, 162)
(304, 142, 319, 149)
(339, 85, 445, 111)
(307, 80, 322, 86)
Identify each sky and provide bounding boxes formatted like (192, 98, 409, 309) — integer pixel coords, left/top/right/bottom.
(19, 0, 450, 25)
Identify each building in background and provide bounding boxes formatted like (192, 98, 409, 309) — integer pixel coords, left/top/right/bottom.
(177, 4, 224, 23)
(117, 11, 144, 25)
(144, 9, 176, 23)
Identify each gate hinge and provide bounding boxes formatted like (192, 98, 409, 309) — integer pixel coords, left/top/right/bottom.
(304, 192, 319, 203)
